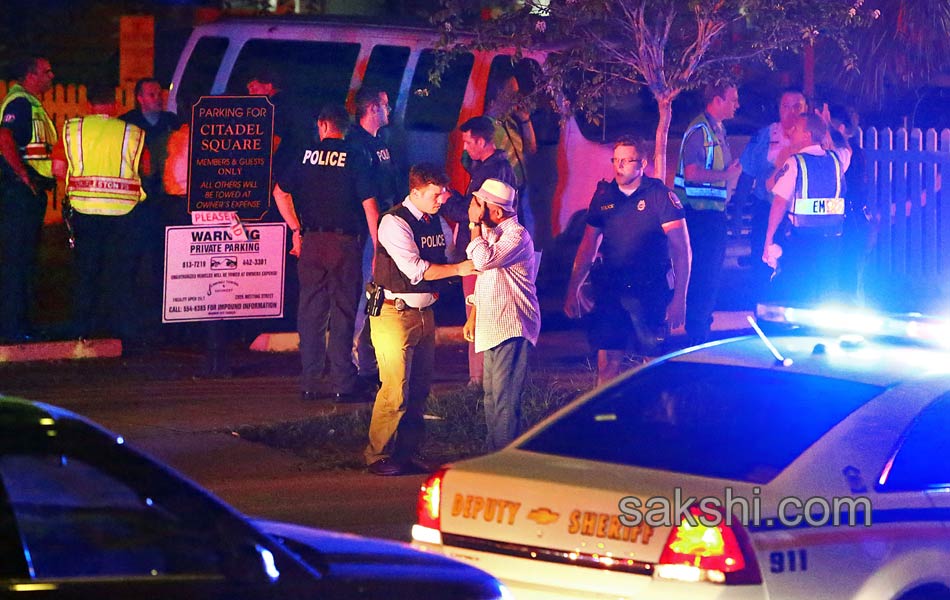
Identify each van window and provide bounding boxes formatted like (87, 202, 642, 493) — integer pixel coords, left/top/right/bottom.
(226, 40, 360, 114)
(485, 55, 560, 145)
(406, 50, 474, 132)
(574, 84, 660, 143)
(363, 45, 411, 109)
(176, 36, 229, 107)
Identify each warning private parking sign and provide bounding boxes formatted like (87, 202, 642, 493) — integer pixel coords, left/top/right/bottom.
(163, 223, 286, 322)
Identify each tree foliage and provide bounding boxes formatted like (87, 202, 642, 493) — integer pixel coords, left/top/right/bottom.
(433, 0, 876, 172)
(835, 0, 950, 108)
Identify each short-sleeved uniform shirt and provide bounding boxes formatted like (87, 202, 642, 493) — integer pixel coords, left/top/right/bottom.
(276, 137, 377, 237)
(1, 97, 36, 179)
(348, 124, 400, 212)
(586, 176, 685, 291)
(681, 113, 732, 172)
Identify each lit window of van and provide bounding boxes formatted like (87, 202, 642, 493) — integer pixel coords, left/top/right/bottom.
(170, 17, 613, 243)
(168, 17, 759, 242)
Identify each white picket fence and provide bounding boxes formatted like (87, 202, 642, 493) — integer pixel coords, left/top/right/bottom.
(861, 127, 950, 280)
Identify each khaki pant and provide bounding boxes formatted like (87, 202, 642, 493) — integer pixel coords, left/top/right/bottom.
(364, 303, 435, 465)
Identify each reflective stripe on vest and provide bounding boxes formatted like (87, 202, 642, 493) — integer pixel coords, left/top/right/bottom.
(789, 152, 845, 230)
(0, 84, 57, 179)
(64, 116, 146, 216)
(673, 114, 727, 211)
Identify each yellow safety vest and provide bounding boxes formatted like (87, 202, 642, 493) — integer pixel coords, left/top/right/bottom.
(64, 116, 146, 216)
(0, 84, 57, 179)
(674, 113, 728, 211)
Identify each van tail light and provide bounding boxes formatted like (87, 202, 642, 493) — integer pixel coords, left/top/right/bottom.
(416, 468, 449, 530)
(656, 506, 761, 585)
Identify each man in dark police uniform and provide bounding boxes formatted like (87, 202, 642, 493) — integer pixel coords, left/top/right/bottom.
(564, 137, 691, 386)
(273, 104, 379, 403)
(349, 86, 402, 391)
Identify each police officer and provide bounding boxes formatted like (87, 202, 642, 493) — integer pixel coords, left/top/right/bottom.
(738, 89, 807, 299)
(120, 78, 180, 342)
(565, 137, 691, 386)
(350, 86, 402, 391)
(674, 81, 742, 346)
(273, 104, 379, 402)
(364, 163, 476, 476)
(0, 55, 56, 342)
(763, 111, 852, 306)
(51, 80, 148, 346)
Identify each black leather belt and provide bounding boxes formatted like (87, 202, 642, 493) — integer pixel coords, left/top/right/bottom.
(383, 298, 429, 311)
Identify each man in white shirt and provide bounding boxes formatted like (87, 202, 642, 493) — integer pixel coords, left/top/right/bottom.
(463, 179, 541, 451)
(364, 163, 476, 476)
(764, 110, 852, 306)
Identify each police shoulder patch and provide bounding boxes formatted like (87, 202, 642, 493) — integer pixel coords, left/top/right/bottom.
(2, 113, 15, 123)
(668, 191, 683, 209)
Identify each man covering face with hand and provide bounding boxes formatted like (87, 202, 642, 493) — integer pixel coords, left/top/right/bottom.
(463, 179, 541, 451)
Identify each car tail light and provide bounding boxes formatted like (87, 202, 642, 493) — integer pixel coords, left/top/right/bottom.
(416, 468, 448, 530)
(656, 506, 761, 585)
(412, 468, 448, 546)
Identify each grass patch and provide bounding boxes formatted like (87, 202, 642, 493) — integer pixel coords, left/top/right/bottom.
(235, 368, 595, 470)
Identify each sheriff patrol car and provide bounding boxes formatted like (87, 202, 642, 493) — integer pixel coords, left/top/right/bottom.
(412, 305, 950, 600)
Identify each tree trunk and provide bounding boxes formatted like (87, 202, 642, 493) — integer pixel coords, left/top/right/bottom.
(654, 96, 673, 185)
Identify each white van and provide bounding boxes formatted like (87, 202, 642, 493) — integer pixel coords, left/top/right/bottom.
(167, 16, 635, 249)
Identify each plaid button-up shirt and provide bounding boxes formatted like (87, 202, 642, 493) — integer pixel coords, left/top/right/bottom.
(466, 216, 541, 353)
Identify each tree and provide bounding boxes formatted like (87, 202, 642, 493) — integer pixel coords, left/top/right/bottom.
(433, 0, 876, 175)
(834, 0, 950, 111)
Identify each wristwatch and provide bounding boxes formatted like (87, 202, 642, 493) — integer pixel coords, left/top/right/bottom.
(468, 222, 479, 230)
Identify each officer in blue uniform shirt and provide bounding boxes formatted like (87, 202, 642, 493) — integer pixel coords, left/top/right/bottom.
(565, 137, 691, 385)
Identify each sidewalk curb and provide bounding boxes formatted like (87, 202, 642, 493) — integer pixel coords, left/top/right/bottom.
(0, 338, 122, 363)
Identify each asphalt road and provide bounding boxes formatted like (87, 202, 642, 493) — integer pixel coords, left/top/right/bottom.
(0, 344, 434, 541)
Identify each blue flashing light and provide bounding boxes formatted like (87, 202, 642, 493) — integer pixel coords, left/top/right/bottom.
(757, 304, 950, 348)
(785, 305, 886, 336)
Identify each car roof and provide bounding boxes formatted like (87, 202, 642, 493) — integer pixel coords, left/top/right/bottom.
(668, 334, 950, 388)
(0, 395, 104, 436)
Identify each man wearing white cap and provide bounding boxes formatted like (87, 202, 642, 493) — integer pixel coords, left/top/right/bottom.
(464, 178, 541, 451)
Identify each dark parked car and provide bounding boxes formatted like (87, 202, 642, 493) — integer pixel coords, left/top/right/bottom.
(0, 397, 507, 599)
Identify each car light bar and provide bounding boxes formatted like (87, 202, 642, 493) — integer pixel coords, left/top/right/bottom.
(756, 304, 950, 348)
